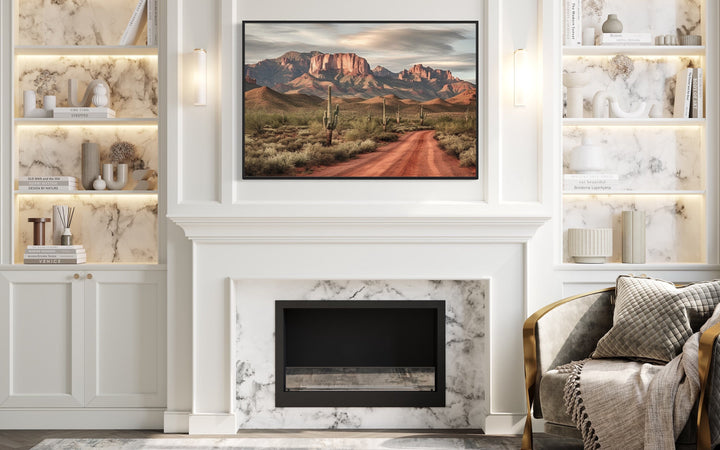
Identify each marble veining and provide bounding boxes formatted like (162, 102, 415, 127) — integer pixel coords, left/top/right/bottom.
(16, 195, 158, 264)
(563, 56, 698, 118)
(581, 0, 702, 39)
(16, 56, 158, 118)
(16, 126, 158, 187)
(235, 279, 487, 429)
(563, 127, 702, 190)
(563, 196, 702, 263)
(17, 0, 147, 46)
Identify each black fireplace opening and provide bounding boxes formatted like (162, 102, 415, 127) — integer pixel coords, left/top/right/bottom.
(275, 300, 445, 407)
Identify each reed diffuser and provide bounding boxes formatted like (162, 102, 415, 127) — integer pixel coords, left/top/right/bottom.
(58, 206, 76, 246)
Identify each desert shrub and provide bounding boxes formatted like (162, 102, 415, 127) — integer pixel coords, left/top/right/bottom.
(459, 148, 477, 168)
(358, 139, 376, 153)
(375, 132, 398, 142)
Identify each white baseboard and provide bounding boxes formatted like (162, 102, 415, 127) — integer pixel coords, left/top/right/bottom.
(484, 413, 526, 435)
(188, 413, 237, 434)
(0, 408, 164, 429)
(164, 410, 190, 433)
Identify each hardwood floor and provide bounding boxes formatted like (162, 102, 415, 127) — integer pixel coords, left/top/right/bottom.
(0, 429, 582, 450)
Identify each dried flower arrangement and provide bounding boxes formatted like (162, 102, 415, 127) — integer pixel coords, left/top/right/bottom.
(110, 141, 136, 164)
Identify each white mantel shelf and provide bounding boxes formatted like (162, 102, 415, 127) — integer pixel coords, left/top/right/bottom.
(170, 215, 550, 242)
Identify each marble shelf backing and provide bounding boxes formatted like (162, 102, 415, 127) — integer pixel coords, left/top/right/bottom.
(15, 195, 158, 264)
(563, 195, 703, 263)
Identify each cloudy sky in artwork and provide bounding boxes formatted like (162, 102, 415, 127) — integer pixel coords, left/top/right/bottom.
(244, 22, 477, 83)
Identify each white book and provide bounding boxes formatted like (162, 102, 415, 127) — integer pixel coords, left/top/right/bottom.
(52, 107, 115, 113)
(596, 33, 653, 45)
(691, 68, 703, 119)
(24, 254, 86, 259)
(674, 68, 694, 118)
(19, 180, 77, 186)
(53, 114, 116, 119)
(564, 0, 582, 46)
(564, 174, 619, 180)
(19, 186, 78, 191)
(19, 176, 76, 182)
(25, 252, 87, 259)
(119, 0, 148, 46)
(27, 245, 84, 249)
(24, 258, 86, 265)
(147, 0, 158, 46)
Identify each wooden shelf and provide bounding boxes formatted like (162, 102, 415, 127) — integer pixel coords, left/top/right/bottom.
(563, 190, 705, 196)
(15, 190, 157, 195)
(15, 45, 158, 56)
(563, 118, 705, 126)
(15, 118, 158, 126)
(563, 45, 704, 56)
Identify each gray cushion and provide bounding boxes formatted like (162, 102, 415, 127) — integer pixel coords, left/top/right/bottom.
(538, 369, 575, 427)
(592, 276, 720, 362)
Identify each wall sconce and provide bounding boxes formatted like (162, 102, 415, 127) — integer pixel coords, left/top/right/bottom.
(513, 49, 528, 106)
(193, 48, 207, 106)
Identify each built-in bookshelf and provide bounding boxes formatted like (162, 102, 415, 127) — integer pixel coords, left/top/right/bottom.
(560, 0, 715, 265)
(9, 0, 160, 264)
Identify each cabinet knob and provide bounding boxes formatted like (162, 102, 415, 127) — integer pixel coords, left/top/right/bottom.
(86, 273, 93, 280)
(73, 273, 80, 279)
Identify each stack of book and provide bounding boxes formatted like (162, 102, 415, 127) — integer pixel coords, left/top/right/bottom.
(18, 176, 78, 192)
(674, 67, 704, 118)
(596, 33, 653, 46)
(24, 245, 86, 264)
(564, 173, 620, 192)
(53, 107, 116, 119)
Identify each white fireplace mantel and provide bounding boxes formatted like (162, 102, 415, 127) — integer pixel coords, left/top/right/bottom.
(167, 214, 547, 434)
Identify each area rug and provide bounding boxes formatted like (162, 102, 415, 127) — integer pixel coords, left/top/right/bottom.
(31, 435, 580, 449)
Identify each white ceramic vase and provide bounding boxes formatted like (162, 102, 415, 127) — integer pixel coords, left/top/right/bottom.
(569, 137, 604, 173)
(563, 72, 591, 118)
(568, 228, 613, 263)
(103, 163, 128, 190)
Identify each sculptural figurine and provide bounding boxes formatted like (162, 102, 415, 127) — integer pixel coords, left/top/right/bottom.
(23, 90, 55, 118)
(592, 91, 647, 119)
(68, 79, 111, 107)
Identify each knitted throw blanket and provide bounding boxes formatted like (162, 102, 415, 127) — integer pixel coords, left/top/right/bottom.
(562, 312, 719, 449)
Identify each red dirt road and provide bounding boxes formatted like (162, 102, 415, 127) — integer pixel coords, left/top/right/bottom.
(298, 130, 477, 178)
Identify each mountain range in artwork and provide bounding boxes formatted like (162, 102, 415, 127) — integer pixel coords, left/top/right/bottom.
(242, 22, 478, 179)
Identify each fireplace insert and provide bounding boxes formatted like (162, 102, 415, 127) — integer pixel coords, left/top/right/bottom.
(275, 300, 445, 407)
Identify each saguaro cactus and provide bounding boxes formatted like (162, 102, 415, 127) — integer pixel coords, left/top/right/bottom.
(396, 105, 401, 124)
(381, 98, 390, 131)
(419, 105, 427, 125)
(322, 85, 339, 146)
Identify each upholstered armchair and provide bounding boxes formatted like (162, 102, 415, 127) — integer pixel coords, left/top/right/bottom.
(521, 288, 720, 450)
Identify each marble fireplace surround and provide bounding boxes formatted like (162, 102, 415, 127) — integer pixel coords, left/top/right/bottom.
(171, 216, 545, 435)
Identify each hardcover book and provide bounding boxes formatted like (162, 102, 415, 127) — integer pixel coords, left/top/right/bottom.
(673, 68, 694, 118)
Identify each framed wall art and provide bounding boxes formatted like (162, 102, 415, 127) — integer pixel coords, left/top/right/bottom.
(242, 21, 478, 179)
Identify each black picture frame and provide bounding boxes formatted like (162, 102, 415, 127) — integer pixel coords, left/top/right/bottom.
(242, 21, 479, 180)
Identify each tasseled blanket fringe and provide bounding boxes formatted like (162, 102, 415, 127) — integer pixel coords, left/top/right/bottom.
(559, 359, 601, 449)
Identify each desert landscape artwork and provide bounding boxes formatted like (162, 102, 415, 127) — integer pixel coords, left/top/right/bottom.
(242, 21, 478, 179)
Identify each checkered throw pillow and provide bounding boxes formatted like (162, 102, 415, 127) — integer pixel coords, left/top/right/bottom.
(592, 275, 720, 363)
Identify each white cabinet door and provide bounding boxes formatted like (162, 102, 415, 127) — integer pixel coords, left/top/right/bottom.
(84, 270, 166, 407)
(0, 271, 84, 407)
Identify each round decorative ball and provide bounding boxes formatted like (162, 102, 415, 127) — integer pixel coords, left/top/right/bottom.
(93, 175, 107, 190)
